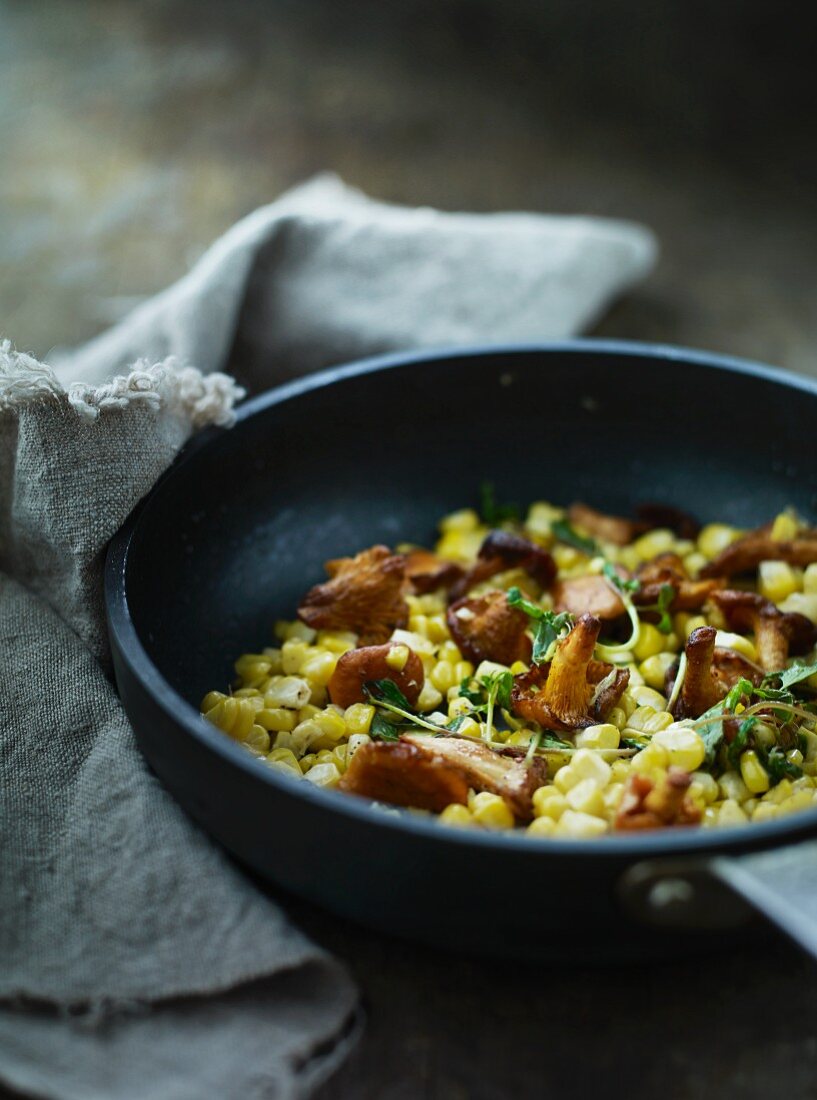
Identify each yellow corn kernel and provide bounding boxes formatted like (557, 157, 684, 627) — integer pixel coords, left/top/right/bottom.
(632, 624, 666, 662)
(527, 815, 556, 837)
(453, 660, 475, 681)
(234, 653, 273, 687)
(439, 803, 474, 828)
(570, 749, 612, 787)
(803, 564, 817, 595)
(280, 640, 311, 675)
(439, 508, 480, 533)
(201, 690, 227, 713)
(532, 787, 569, 820)
(408, 613, 429, 637)
(436, 640, 461, 663)
(630, 742, 670, 774)
(297, 703, 320, 723)
(574, 723, 620, 750)
(611, 759, 632, 783)
(264, 675, 312, 709)
(777, 789, 817, 816)
(303, 761, 341, 787)
(299, 752, 316, 773)
(384, 644, 410, 673)
(455, 716, 482, 738)
(448, 696, 473, 719)
(391, 629, 437, 661)
(690, 771, 719, 803)
(638, 652, 676, 691)
(344, 703, 375, 735)
(566, 777, 606, 816)
(313, 708, 346, 742)
(435, 529, 485, 562)
(740, 750, 770, 794)
(629, 684, 668, 710)
(714, 631, 758, 661)
(415, 681, 443, 711)
(758, 560, 799, 604)
(633, 529, 675, 561)
(426, 614, 450, 643)
(554, 810, 608, 839)
(779, 592, 817, 624)
(718, 799, 749, 826)
(651, 725, 706, 772)
(607, 705, 627, 729)
(698, 523, 741, 560)
(762, 778, 793, 804)
(683, 551, 707, 577)
(255, 707, 297, 732)
(552, 545, 582, 570)
(300, 651, 337, 687)
(430, 661, 456, 693)
(470, 792, 515, 830)
(554, 765, 581, 793)
(718, 771, 751, 803)
(525, 501, 565, 537)
(628, 705, 674, 734)
(316, 630, 357, 654)
(752, 802, 779, 823)
(244, 725, 271, 753)
(347, 733, 371, 760)
(261, 647, 285, 674)
(771, 509, 800, 541)
(267, 746, 301, 771)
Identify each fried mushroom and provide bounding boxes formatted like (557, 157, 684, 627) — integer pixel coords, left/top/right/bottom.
(700, 526, 817, 578)
(552, 574, 626, 621)
(510, 614, 630, 730)
(614, 767, 702, 831)
(447, 589, 532, 666)
(567, 503, 643, 546)
(673, 625, 723, 718)
(328, 642, 425, 708)
(298, 545, 408, 644)
(450, 530, 556, 600)
(403, 549, 464, 594)
(634, 552, 723, 612)
(712, 589, 817, 672)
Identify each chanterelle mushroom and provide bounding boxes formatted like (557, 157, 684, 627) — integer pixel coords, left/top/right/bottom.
(298, 545, 408, 644)
(634, 552, 723, 612)
(450, 530, 556, 600)
(339, 733, 548, 820)
(711, 589, 817, 672)
(670, 624, 764, 719)
(447, 589, 532, 666)
(510, 614, 629, 730)
(566, 502, 700, 547)
(552, 574, 626, 621)
(328, 643, 425, 709)
(403, 548, 464, 594)
(700, 524, 817, 578)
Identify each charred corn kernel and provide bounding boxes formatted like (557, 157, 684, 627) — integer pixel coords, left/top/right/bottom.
(651, 725, 706, 771)
(385, 644, 410, 672)
(698, 523, 741, 560)
(570, 749, 612, 787)
(255, 707, 298, 732)
(633, 624, 666, 661)
(439, 508, 480, 533)
(263, 676, 311, 709)
(316, 630, 357, 654)
(532, 787, 569, 820)
(778, 790, 817, 815)
(525, 501, 564, 537)
(566, 777, 605, 816)
(718, 799, 748, 826)
(455, 716, 482, 738)
(347, 733, 371, 760)
(690, 771, 719, 803)
(554, 810, 608, 839)
(607, 706, 627, 729)
(527, 815, 557, 837)
(779, 592, 817, 623)
(470, 792, 514, 829)
(758, 560, 799, 603)
(631, 742, 670, 774)
(740, 750, 770, 794)
(771, 509, 800, 541)
(629, 685, 668, 710)
(439, 803, 474, 828)
(426, 614, 449, 642)
(683, 551, 707, 576)
(639, 652, 676, 690)
(304, 762, 341, 787)
(633, 528, 674, 560)
(314, 708, 346, 741)
(752, 802, 779, 823)
(391, 628, 436, 660)
(453, 660, 475, 681)
(574, 723, 620, 750)
(234, 654, 274, 687)
(448, 696, 473, 719)
(430, 661, 456, 693)
(554, 765, 581, 793)
(344, 703, 375, 735)
(416, 681, 443, 711)
(718, 772, 751, 803)
(714, 631, 758, 660)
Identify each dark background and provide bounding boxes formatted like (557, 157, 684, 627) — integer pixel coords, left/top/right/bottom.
(2, 2, 816, 1097)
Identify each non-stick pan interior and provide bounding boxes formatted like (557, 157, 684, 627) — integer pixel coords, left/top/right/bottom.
(125, 342, 817, 710)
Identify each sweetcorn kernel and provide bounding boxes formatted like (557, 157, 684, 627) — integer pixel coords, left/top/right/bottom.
(631, 742, 670, 774)
(740, 750, 770, 794)
(300, 651, 337, 686)
(554, 765, 582, 793)
(778, 592, 817, 623)
(554, 810, 608, 839)
(803, 563, 817, 595)
(758, 560, 799, 604)
(652, 725, 706, 772)
(629, 685, 668, 710)
(304, 762, 341, 787)
(574, 723, 621, 750)
(633, 529, 675, 560)
(628, 706, 674, 735)
(532, 787, 569, 820)
(430, 661, 456, 693)
(470, 792, 515, 829)
(316, 630, 357, 654)
(714, 631, 758, 661)
(752, 802, 779, 823)
(690, 771, 719, 803)
(344, 703, 375, 735)
(570, 749, 612, 787)
(566, 778, 606, 816)
(639, 652, 676, 690)
(718, 799, 748, 826)
(385, 644, 410, 672)
(771, 509, 800, 541)
(439, 803, 474, 828)
(415, 681, 443, 711)
(633, 624, 667, 661)
(718, 771, 752, 804)
(698, 523, 741, 560)
(256, 707, 298, 732)
(347, 733, 371, 759)
(439, 508, 480, 533)
(527, 815, 557, 837)
(266, 747, 301, 774)
(244, 725, 271, 753)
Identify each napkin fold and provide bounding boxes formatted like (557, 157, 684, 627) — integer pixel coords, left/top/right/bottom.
(0, 174, 657, 1098)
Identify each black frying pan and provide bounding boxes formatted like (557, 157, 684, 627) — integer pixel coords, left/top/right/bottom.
(105, 341, 817, 962)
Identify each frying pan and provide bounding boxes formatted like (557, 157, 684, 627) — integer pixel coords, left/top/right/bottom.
(105, 341, 817, 962)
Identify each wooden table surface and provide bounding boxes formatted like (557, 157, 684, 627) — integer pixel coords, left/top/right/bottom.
(3, 2, 816, 1096)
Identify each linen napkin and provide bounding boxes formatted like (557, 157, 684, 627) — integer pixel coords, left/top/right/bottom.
(0, 174, 657, 1099)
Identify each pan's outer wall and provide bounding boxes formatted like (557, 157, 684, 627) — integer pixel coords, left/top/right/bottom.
(107, 343, 817, 956)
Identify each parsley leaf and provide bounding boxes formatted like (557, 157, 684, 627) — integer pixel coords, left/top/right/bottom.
(697, 678, 755, 765)
(776, 660, 817, 692)
(506, 586, 574, 664)
(764, 746, 804, 782)
(479, 482, 519, 526)
(370, 712, 402, 741)
(601, 561, 639, 595)
(654, 584, 675, 633)
(364, 679, 412, 711)
(481, 669, 514, 712)
(551, 519, 598, 556)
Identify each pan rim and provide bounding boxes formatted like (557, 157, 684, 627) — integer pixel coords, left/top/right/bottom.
(105, 339, 817, 863)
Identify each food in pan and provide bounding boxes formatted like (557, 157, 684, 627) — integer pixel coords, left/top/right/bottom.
(201, 494, 817, 838)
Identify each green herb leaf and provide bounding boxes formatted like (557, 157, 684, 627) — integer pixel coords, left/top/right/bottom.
(364, 679, 412, 711)
(480, 669, 514, 712)
(370, 712, 401, 741)
(620, 735, 649, 751)
(602, 561, 639, 595)
(479, 482, 519, 526)
(655, 584, 675, 634)
(727, 716, 756, 769)
(776, 660, 817, 691)
(551, 519, 598, 556)
(445, 715, 467, 733)
(507, 586, 574, 664)
(765, 746, 804, 782)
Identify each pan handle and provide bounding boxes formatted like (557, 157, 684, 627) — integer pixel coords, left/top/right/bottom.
(620, 838, 817, 958)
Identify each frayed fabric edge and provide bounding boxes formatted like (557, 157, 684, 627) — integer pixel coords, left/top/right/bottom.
(0, 341, 245, 428)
